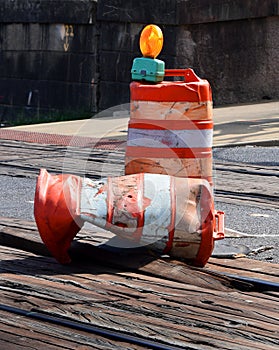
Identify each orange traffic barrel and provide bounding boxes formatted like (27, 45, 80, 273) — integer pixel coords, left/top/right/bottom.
(125, 68, 213, 185)
(34, 169, 224, 267)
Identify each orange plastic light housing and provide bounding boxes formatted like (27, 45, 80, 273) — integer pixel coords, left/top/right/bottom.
(139, 24, 163, 59)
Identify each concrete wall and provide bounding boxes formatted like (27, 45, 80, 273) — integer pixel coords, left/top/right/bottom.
(174, 15, 279, 105)
(0, 0, 98, 124)
(0, 0, 278, 124)
(98, 0, 279, 108)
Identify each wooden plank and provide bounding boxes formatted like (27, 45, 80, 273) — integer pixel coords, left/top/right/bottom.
(0, 217, 256, 291)
(208, 257, 279, 280)
(2, 216, 279, 284)
(0, 244, 279, 350)
(0, 309, 145, 350)
(0, 217, 279, 349)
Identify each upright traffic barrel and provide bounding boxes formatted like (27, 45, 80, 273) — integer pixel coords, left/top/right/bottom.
(125, 68, 213, 186)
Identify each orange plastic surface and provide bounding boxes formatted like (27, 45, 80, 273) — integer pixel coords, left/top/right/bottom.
(34, 169, 83, 264)
(193, 184, 215, 267)
(130, 69, 212, 102)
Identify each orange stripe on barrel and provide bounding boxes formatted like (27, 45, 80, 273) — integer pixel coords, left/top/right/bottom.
(128, 119, 213, 130)
(130, 81, 212, 103)
(126, 146, 212, 159)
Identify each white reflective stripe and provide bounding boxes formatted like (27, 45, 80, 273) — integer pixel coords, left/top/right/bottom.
(127, 128, 213, 148)
(141, 173, 171, 244)
(80, 177, 108, 227)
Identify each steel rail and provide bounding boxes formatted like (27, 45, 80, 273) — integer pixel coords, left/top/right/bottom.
(220, 273, 279, 292)
(201, 269, 279, 292)
(0, 304, 188, 350)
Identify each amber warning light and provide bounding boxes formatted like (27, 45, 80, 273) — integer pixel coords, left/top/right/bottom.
(131, 24, 165, 82)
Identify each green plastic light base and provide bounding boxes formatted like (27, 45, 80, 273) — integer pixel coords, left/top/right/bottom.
(131, 57, 165, 82)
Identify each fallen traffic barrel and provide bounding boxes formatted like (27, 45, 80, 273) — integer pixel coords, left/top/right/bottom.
(34, 168, 222, 267)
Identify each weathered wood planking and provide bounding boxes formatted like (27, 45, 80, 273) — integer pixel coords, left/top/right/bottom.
(0, 139, 278, 207)
(0, 247, 279, 349)
(0, 217, 249, 291)
(0, 309, 144, 350)
(208, 258, 279, 282)
(1, 217, 279, 287)
(0, 217, 279, 349)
